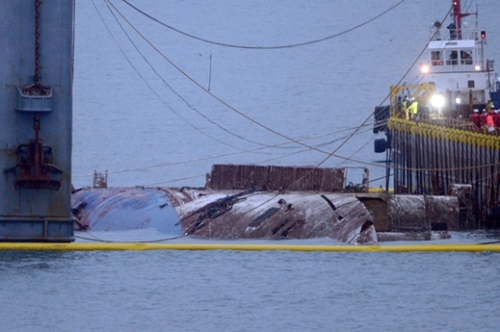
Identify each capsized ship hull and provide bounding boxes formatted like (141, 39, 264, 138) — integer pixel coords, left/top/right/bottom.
(71, 165, 378, 244)
(71, 187, 377, 245)
(72, 164, 464, 241)
(176, 189, 376, 244)
(72, 187, 182, 233)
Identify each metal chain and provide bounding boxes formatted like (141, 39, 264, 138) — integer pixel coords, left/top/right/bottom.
(34, 0, 41, 87)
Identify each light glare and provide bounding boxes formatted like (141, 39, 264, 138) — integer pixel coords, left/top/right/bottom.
(431, 94, 445, 108)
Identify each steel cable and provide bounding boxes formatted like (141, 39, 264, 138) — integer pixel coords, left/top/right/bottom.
(122, 0, 407, 50)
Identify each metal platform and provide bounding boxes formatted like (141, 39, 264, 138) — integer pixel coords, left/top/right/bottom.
(0, 217, 75, 242)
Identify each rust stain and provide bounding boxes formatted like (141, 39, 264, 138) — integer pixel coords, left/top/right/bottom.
(207, 164, 345, 192)
(177, 189, 377, 244)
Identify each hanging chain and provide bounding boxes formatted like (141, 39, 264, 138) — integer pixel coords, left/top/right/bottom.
(34, 0, 41, 87)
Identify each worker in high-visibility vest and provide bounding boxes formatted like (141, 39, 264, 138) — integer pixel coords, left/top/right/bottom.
(407, 98, 418, 120)
(402, 97, 412, 120)
(486, 98, 494, 112)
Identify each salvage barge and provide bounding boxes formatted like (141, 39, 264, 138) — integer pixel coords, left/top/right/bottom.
(374, 0, 500, 228)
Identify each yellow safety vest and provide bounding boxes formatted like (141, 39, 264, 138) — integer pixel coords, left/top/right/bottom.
(408, 101, 418, 114)
(487, 101, 494, 111)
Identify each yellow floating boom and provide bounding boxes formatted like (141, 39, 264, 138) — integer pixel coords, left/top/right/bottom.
(0, 242, 499, 252)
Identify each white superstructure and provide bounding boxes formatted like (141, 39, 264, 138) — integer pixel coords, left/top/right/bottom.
(418, 3, 499, 117)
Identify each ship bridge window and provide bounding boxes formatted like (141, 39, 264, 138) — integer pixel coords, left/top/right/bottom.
(431, 51, 443, 66)
(461, 50, 473, 65)
(446, 50, 458, 65)
(468, 80, 475, 88)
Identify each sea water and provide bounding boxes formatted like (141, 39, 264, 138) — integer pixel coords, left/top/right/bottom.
(2, 0, 500, 330)
(1, 238, 500, 331)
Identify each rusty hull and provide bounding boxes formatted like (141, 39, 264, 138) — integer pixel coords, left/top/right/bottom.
(388, 195, 460, 231)
(207, 164, 346, 192)
(176, 189, 377, 244)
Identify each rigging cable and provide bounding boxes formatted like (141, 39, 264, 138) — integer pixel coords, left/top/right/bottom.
(267, 2, 456, 200)
(144, 126, 377, 186)
(106, 0, 393, 170)
(98, 0, 273, 150)
(106, 1, 387, 152)
(122, 0, 407, 49)
(116, 0, 411, 186)
(74, 122, 376, 182)
(112, 1, 469, 177)
(74, 232, 188, 243)
(80, 0, 386, 186)
(345, 4, 457, 172)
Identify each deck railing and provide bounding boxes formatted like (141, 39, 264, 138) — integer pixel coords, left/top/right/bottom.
(430, 26, 479, 42)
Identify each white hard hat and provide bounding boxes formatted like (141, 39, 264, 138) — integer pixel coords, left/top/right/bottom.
(474, 109, 479, 113)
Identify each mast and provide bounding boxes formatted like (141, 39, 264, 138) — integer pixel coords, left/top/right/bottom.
(452, 0, 471, 40)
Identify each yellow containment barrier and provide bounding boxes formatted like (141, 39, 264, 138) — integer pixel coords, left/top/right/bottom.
(0, 242, 499, 252)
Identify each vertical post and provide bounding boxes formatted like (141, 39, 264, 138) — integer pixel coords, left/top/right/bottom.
(385, 132, 391, 193)
(0, 0, 75, 241)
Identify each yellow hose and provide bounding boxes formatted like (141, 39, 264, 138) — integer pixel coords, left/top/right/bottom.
(0, 242, 499, 252)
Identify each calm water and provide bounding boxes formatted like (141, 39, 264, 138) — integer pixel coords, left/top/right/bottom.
(1, 247, 500, 331)
(3, 0, 500, 330)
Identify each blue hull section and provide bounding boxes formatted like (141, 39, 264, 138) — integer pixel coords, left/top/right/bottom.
(72, 188, 182, 234)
